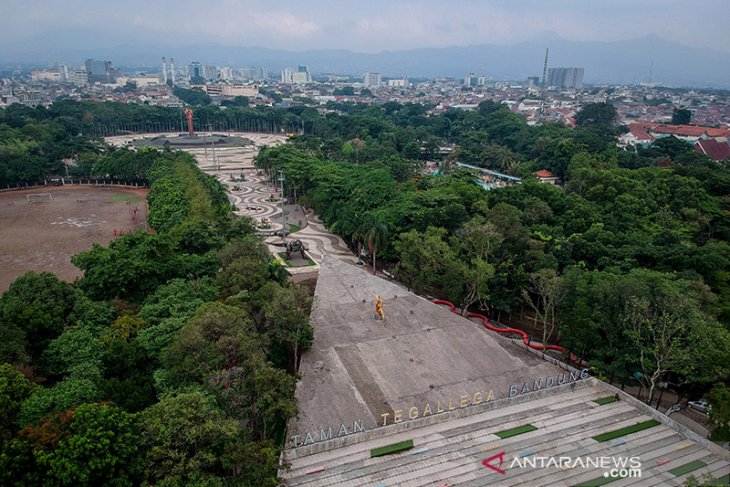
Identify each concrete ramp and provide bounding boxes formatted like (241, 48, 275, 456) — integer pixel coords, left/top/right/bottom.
(287, 257, 573, 450)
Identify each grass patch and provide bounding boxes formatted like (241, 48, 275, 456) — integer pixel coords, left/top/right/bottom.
(109, 194, 143, 203)
(370, 440, 413, 458)
(495, 424, 538, 439)
(288, 223, 301, 233)
(276, 252, 315, 268)
(594, 396, 618, 405)
(592, 420, 660, 442)
(669, 460, 707, 477)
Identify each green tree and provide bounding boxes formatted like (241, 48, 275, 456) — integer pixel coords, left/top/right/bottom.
(0, 272, 82, 361)
(34, 403, 143, 486)
(706, 383, 730, 441)
(0, 323, 30, 365)
(574, 102, 618, 127)
(671, 107, 692, 125)
(0, 364, 37, 440)
(521, 269, 565, 348)
(396, 226, 493, 314)
(358, 212, 389, 274)
(221, 96, 249, 107)
(621, 272, 730, 403)
(41, 327, 105, 381)
(160, 302, 262, 389)
(260, 283, 313, 372)
(221, 440, 280, 487)
(215, 256, 270, 299)
(173, 87, 212, 106)
(72, 232, 211, 303)
(333, 86, 355, 96)
(140, 391, 237, 484)
(100, 314, 147, 344)
(18, 379, 99, 427)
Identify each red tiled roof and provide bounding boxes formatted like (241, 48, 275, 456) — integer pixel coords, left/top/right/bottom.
(627, 122, 730, 141)
(695, 139, 730, 161)
(629, 123, 655, 141)
(651, 124, 707, 137)
(705, 127, 730, 138)
(534, 169, 557, 178)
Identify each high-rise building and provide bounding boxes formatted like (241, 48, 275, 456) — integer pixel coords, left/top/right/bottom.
(546, 67, 584, 89)
(526, 76, 540, 89)
(291, 71, 310, 84)
(204, 65, 218, 81)
(363, 72, 382, 88)
(240, 67, 268, 80)
(281, 68, 293, 83)
(84, 59, 116, 84)
(169, 58, 176, 85)
(250, 66, 268, 81)
(189, 62, 203, 83)
(69, 68, 88, 86)
(161, 57, 168, 84)
(292, 65, 311, 83)
(464, 72, 478, 87)
(282, 65, 310, 84)
(219, 66, 233, 81)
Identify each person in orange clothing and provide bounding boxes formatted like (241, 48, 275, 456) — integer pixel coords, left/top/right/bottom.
(375, 294, 385, 322)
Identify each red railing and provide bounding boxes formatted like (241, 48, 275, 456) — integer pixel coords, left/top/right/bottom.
(431, 299, 583, 364)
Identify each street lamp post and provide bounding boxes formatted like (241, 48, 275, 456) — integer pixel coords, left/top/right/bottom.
(278, 169, 286, 237)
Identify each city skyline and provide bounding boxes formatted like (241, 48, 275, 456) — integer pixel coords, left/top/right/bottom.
(2, 0, 729, 54)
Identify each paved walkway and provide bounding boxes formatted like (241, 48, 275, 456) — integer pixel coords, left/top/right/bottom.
(108, 132, 356, 267)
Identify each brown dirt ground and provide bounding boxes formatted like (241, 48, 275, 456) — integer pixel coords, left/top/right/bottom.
(0, 186, 149, 293)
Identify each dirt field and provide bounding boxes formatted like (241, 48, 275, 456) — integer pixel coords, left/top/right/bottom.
(0, 186, 149, 293)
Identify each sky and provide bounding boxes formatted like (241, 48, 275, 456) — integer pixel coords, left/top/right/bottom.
(2, 0, 729, 53)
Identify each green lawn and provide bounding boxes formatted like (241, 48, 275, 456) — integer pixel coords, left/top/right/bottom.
(669, 460, 707, 477)
(592, 420, 660, 442)
(277, 252, 316, 267)
(288, 223, 301, 233)
(495, 424, 538, 439)
(370, 440, 413, 458)
(594, 396, 619, 405)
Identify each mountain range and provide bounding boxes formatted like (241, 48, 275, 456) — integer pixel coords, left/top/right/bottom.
(2, 33, 728, 88)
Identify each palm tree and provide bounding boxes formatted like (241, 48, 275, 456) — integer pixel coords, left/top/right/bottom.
(358, 213, 388, 275)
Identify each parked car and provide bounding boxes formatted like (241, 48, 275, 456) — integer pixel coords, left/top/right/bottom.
(688, 399, 711, 414)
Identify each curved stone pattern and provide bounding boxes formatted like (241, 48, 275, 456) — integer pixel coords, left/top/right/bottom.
(106, 132, 356, 264)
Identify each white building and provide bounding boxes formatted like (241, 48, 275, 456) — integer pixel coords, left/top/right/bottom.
(281, 68, 293, 84)
(115, 76, 161, 88)
(31, 70, 61, 82)
(203, 65, 218, 81)
(292, 71, 310, 84)
(69, 69, 88, 86)
(219, 67, 233, 81)
(363, 72, 382, 88)
(387, 79, 408, 87)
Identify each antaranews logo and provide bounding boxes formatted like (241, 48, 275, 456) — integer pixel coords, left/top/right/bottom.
(482, 451, 507, 475)
(482, 452, 642, 479)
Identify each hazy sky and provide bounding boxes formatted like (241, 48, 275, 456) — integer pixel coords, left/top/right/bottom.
(3, 0, 729, 52)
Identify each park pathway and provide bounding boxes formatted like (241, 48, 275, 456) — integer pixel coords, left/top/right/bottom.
(107, 132, 358, 267)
